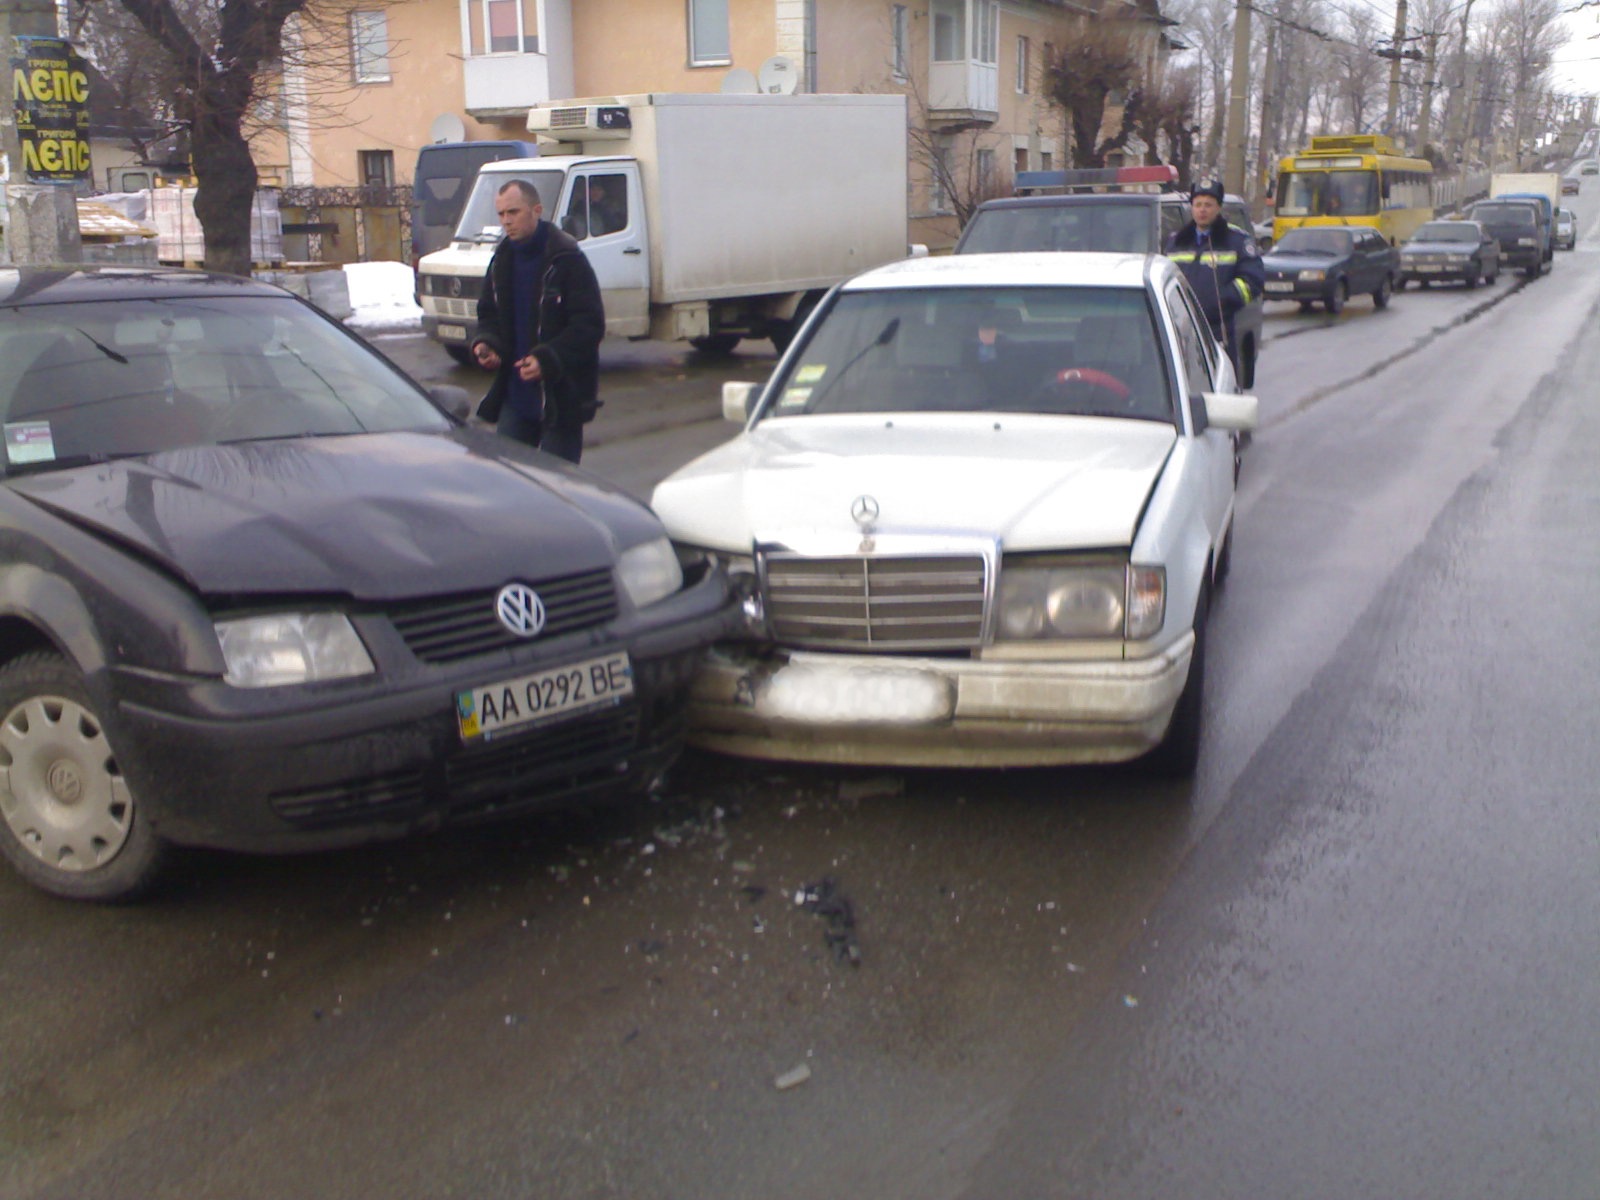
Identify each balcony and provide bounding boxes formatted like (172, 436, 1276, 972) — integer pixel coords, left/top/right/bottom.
(928, 60, 999, 126)
(464, 52, 551, 119)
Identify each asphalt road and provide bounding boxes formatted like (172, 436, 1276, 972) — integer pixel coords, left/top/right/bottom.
(6, 199, 1600, 1199)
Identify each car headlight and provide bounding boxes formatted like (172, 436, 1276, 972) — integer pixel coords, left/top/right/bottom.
(996, 563, 1165, 641)
(215, 613, 375, 688)
(1298, 269, 1326, 282)
(617, 537, 683, 609)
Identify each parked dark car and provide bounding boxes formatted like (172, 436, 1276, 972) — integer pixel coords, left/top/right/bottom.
(1465, 199, 1549, 276)
(0, 268, 735, 901)
(1397, 220, 1501, 289)
(1261, 225, 1399, 313)
(956, 192, 1263, 386)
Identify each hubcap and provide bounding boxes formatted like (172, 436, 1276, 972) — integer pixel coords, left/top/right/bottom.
(0, 695, 132, 872)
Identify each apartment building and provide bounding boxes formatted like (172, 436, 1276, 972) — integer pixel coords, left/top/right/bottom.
(271, 0, 1173, 248)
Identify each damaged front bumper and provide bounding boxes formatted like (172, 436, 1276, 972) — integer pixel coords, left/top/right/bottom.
(684, 637, 1195, 767)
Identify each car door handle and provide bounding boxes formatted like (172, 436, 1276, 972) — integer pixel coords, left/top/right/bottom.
(623, 247, 642, 255)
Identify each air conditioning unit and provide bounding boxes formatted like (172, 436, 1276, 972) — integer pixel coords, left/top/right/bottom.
(526, 104, 632, 141)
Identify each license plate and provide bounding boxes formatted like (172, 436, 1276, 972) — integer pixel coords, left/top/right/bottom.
(456, 652, 633, 741)
(1415, 265, 1442, 273)
(439, 324, 467, 341)
(759, 663, 953, 725)
(1264, 280, 1294, 293)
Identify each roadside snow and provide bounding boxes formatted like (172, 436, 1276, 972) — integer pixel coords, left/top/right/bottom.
(343, 261, 424, 331)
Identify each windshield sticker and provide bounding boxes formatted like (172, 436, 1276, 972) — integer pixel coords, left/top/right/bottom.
(778, 386, 812, 409)
(4, 422, 55, 465)
(794, 364, 827, 384)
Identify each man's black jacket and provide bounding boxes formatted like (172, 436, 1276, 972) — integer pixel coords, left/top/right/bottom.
(472, 222, 606, 429)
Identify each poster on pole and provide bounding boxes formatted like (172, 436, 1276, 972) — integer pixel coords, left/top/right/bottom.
(11, 36, 92, 183)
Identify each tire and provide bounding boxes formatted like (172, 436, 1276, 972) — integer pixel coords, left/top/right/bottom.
(1372, 274, 1393, 309)
(1395, 277, 1409, 291)
(1464, 266, 1479, 289)
(1325, 280, 1347, 315)
(689, 334, 741, 356)
(1237, 338, 1257, 389)
(1214, 522, 1235, 586)
(1142, 587, 1209, 778)
(0, 652, 167, 902)
(1297, 300, 1315, 314)
(445, 344, 476, 368)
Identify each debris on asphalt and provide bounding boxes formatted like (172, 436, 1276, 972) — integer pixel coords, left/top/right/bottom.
(837, 775, 903, 804)
(774, 1063, 812, 1090)
(740, 884, 766, 903)
(797, 876, 861, 966)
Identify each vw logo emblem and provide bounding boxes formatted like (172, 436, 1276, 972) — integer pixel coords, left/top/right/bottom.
(495, 583, 546, 637)
(850, 494, 880, 529)
(448, 276, 463, 298)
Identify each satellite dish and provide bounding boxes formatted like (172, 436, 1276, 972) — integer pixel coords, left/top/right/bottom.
(720, 67, 760, 94)
(428, 113, 468, 144)
(757, 56, 799, 95)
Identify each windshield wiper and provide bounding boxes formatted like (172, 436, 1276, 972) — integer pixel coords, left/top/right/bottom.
(808, 318, 900, 410)
(75, 327, 129, 364)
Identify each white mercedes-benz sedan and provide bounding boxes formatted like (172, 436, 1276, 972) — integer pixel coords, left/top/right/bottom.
(651, 253, 1256, 775)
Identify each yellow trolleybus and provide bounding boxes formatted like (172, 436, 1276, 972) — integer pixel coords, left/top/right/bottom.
(1272, 134, 1434, 245)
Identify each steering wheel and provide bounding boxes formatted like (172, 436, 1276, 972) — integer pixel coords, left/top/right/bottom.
(1030, 367, 1132, 411)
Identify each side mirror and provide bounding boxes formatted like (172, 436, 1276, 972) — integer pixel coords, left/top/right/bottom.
(723, 381, 758, 423)
(907, 243, 930, 259)
(1198, 391, 1259, 433)
(429, 384, 474, 422)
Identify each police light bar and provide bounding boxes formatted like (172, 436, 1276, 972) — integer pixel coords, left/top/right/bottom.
(1014, 164, 1180, 194)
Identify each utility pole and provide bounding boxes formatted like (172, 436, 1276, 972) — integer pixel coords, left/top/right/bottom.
(1417, 30, 1442, 153)
(0, 0, 82, 263)
(1223, 0, 1252, 195)
(1384, 0, 1409, 142)
(1253, 7, 1278, 205)
(1445, 0, 1477, 167)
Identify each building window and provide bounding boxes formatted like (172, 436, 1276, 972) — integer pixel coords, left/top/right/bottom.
(976, 147, 995, 195)
(974, 0, 997, 65)
(1016, 35, 1030, 93)
(891, 5, 908, 80)
(932, 0, 960, 62)
(360, 150, 395, 190)
(1014, 146, 1028, 175)
(689, 0, 731, 66)
(931, 140, 953, 213)
(350, 10, 390, 83)
(1041, 151, 1053, 171)
(473, 0, 538, 54)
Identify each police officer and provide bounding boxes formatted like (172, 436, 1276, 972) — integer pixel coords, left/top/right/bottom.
(1164, 181, 1264, 378)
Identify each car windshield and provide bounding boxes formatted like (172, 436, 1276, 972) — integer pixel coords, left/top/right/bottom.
(454, 169, 568, 242)
(765, 285, 1174, 423)
(1471, 203, 1535, 226)
(960, 204, 1156, 254)
(0, 294, 450, 472)
(1411, 223, 1477, 243)
(1273, 229, 1352, 255)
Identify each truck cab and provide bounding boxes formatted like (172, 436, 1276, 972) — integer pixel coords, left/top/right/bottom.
(416, 156, 651, 362)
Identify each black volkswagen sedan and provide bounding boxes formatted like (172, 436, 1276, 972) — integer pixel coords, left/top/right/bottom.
(0, 267, 735, 901)
(1397, 220, 1500, 289)
(1261, 225, 1399, 313)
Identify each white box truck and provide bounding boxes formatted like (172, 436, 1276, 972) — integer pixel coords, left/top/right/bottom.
(1486, 172, 1560, 273)
(416, 92, 910, 363)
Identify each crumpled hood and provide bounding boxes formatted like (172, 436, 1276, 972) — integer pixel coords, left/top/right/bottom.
(8, 431, 647, 599)
(651, 413, 1176, 553)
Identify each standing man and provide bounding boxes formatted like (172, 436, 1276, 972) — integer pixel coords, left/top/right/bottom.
(1164, 181, 1264, 378)
(470, 180, 605, 463)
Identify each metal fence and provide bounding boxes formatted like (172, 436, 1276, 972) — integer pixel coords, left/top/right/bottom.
(279, 184, 414, 265)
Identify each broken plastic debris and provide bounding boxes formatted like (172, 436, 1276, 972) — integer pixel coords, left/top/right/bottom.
(1123, 995, 1139, 1008)
(775, 1063, 812, 1090)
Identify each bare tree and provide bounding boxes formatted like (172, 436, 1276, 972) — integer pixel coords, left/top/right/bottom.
(1043, 9, 1149, 166)
(1328, 7, 1386, 132)
(71, 0, 372, 275)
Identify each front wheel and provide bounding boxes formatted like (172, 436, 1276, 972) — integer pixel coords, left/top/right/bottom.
(1325, 280, 1347, 315)
(1395, 276, 1409, 291)
(1464, 266, 1480, 289)
(1372, 274, 1393, 309)
(689, 334, 742, 356)
(1142, 588, 1209, 778)
(0, 653, 168, 902)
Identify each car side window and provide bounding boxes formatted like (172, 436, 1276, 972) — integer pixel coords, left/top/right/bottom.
(1166, 282, 1215, 398)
